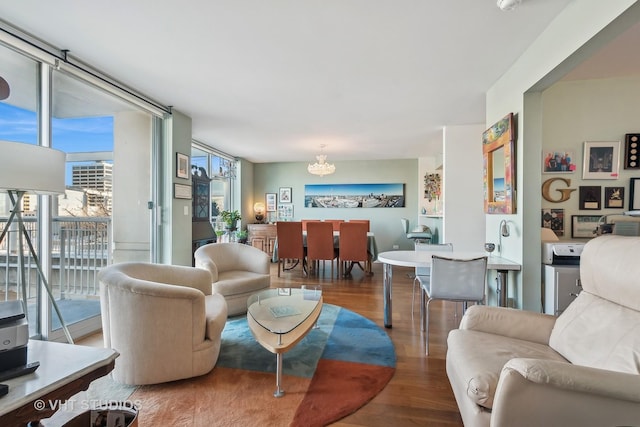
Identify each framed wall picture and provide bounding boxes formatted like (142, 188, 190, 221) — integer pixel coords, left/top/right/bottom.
(482, 113, 515, 214)
(623, 134, 640, 169)
(542, 208, 565, 237)
(173, 183, 191, 200)
(265, 193, 277, 212)
(582, 141, 620, 179)
(604, 187, 624, 209)
(630, 178, 640, 211)
(279, 187, 292, 203)
(278, 204, 293, 220)
(579, 186, 601, 210)
(542, 149, 576, 173)
(571, 215, 600, 238)
(176, 152, 190, 179)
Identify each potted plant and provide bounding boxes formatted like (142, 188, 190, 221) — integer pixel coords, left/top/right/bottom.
(235, 229, 248, 244)
(220, 210, 241, 230)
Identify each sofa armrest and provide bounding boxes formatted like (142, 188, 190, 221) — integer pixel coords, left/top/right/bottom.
(490, 358, 640, 427)
(194, 257, 219, 283)
(459, 305, 556, 345)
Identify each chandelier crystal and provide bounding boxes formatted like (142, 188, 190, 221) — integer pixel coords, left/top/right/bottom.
(307, 146, 336, 176)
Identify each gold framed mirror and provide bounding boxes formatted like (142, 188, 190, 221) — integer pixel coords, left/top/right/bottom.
(483, 113, 515, 214)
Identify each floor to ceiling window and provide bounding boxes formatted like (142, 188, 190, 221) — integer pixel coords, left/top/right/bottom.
(0, 29, 166, 342)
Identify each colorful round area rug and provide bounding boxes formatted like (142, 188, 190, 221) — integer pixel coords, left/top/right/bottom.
(127, 303, 396, 427)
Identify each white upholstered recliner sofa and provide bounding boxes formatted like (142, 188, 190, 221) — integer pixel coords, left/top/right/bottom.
(194, 242, 270, 316)
(98, 262, 228, 385)
(446, 235, 640, 427)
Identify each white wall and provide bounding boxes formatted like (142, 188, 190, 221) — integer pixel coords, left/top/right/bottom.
(486, 0, 639, 310)
(541, 76, 640, 239)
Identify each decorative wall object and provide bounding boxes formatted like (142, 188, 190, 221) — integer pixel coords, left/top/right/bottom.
(630, 178, 640, 211)
(623, 134, 640, 169)
(279, 187, 292, 203)
(176, 152, 190, 179)
(277, 204, 294, 220)
(174, 183, 191, 200)
(304, 183, 405, 208)
(542, 208, 565, 236)
(483, 113, 515, 214)
(541, 177, 576, 203)
(582, 141, 620, 179)
(579, 186, 601, 210)
(423, 173, 441, 201)
(543, 149, 576, 173)
(265, 193, 277, 212)
(571, 215, 600, 238)
(604, 187, 624, 208)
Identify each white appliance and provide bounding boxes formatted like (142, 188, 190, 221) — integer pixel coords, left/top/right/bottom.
(542, 242, 585, 316)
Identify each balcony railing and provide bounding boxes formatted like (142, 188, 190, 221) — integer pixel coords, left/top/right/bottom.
(0, 216, 112, 301)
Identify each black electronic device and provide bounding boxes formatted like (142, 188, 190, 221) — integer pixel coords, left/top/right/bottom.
(0, 383, 7, 397)
(0, 361, 40, 382)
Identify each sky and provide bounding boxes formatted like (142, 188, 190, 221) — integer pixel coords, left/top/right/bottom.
(0, 102, 114, 184)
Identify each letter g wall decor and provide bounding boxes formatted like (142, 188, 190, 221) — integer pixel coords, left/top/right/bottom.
(542, 177, 576, 203)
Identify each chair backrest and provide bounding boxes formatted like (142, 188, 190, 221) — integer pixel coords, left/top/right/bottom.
(415, 242, 453, 276)
(428, 255, 487, 302)
(276, 221, 304, 259)
(401, 218, 410, 234)
(338, 222, 369, 262)
(301, 219, 321, 231)
(349, 219, 370, 231)
(324, 219, 345, 231)
(306, 221, 336, 260)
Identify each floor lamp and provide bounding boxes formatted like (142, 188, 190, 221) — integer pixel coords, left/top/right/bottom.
(0, 141, 73, 344)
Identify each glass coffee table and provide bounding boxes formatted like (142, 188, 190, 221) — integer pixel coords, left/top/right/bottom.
(247, 287, 323, 397)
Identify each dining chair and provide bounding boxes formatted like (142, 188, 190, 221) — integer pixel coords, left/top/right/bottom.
(324, 219, 345, 232)
(338, 222, 369, 277)
(306, 221, 338, 278)
(419, 255, 487, 355)
(348, 219, 370, 231)
(275, 221, 306, 277)
(412, 242, 454, 316)
(301, 219, 321, 231)
(401, 218, 431, 244)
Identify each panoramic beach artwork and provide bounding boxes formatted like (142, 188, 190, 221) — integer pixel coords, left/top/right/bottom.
(304, 183, 405, 208)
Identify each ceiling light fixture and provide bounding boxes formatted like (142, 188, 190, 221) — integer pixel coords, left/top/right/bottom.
(497, 0, 522, 11)
(307, 145, 336, 177)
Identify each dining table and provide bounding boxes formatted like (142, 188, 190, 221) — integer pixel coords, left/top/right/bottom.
(377, 250, 521, 328)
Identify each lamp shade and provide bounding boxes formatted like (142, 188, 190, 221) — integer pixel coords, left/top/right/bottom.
(0, 141, 66, 194)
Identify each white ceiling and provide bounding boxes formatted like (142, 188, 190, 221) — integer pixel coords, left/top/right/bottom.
(0, 0, 608, 164)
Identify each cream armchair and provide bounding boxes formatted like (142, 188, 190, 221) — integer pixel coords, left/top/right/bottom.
(98, 262, 228, 385)
(194, 242, 270, 316)
(446, 235, 640, 427)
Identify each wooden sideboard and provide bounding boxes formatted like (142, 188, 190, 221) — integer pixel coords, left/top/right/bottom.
(247, 223, 276, 257)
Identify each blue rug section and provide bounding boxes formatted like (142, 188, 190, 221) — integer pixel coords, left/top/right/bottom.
(216, 304, 395, 378)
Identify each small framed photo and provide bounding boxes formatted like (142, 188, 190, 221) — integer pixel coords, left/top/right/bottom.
(604, 187, 624, 209)
(278, 204, 294, 220)
(542, 150, 576, 173)
(173, 183, 191, 199)
(571, 215, 601, 239)
(630, 178, 640, 211)
(541, 208, 564, 237)
(579, 186, 601, 210)
(623, 134, 640, 169)
(277, 287, 291, 296)
(176, 152, 190, 179)
(582, 141, 620, 180)
(279, 187, 292, 203)
(266, 193, 277, 212)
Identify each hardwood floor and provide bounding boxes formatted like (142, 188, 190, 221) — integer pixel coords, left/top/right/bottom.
(78, 260, 464, 426)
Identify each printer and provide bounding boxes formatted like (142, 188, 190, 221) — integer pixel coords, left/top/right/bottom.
(542, 241, 585, 265)
(0, 300, 29, 369)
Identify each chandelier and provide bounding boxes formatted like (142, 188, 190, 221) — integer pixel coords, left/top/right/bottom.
(307, 145, 336, 177)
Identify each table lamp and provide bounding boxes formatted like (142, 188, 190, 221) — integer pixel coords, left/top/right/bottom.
(0, 141, 73, 343)
(254, 202, 265, 223)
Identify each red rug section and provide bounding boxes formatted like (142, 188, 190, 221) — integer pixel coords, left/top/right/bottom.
(291, 359, 396, 427)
